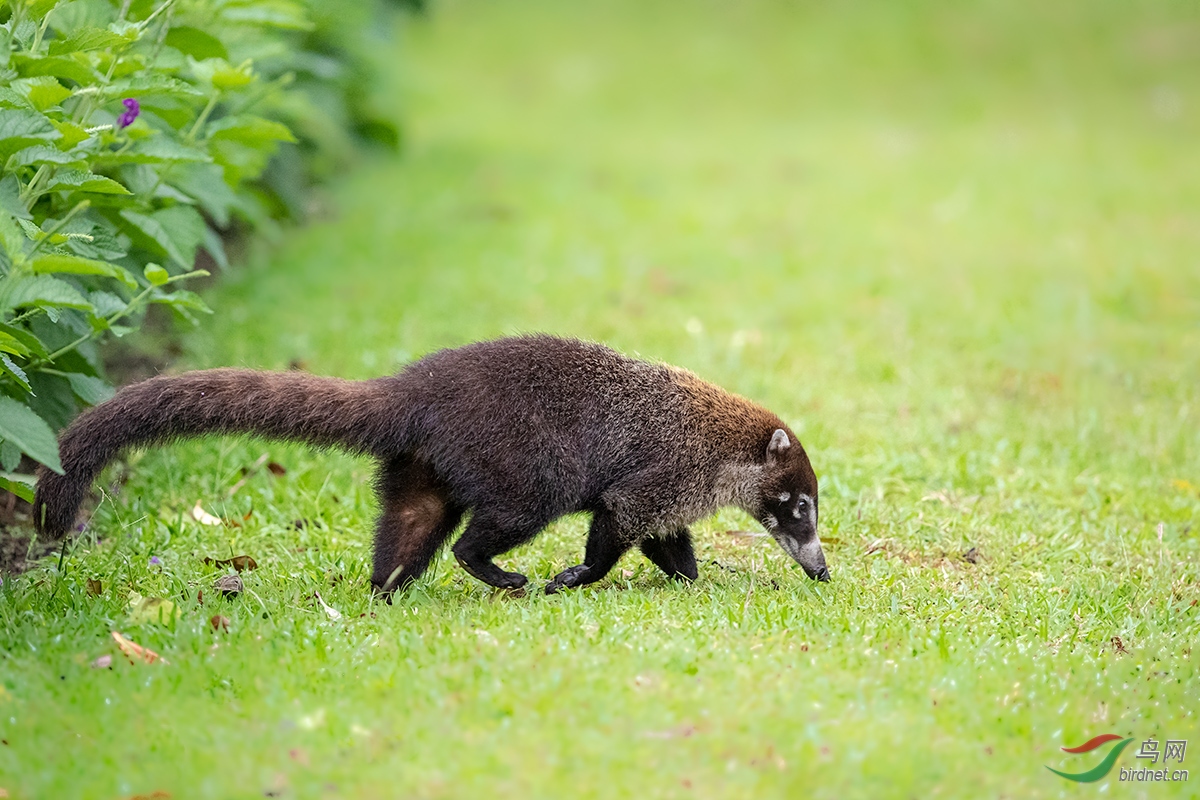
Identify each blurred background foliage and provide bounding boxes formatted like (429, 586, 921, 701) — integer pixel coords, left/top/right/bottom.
(0, 0, 415, 501)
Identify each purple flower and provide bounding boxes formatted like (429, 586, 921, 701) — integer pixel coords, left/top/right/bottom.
(117, 98, 139, 129)
(149, 556, 162, 567)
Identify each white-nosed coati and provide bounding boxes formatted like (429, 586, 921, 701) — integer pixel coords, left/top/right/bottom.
(34, 335, 829, 595)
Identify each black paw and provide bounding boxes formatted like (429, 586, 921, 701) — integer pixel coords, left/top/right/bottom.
(495, 571, 528, 590)
(454, 552, 527, 589)
(545, 564, 590, 594)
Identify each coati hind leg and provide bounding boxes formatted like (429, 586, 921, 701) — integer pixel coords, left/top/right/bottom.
(450, 513, 541, 590)
(639, 527, 698, 582)
(370, 458, 464, 598)
(545, 509, 637, 594)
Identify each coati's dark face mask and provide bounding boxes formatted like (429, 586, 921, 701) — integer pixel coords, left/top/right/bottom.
(760, 429, 829, 582)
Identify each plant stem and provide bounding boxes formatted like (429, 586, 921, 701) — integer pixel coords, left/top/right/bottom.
(139, 0, 179, 30)
(30, 9, 54, 54)
(30, 284, 156, 369)
(26, 200, 90, 259)
(7, 308, 45, 326)
(19, 165, 51, 205)
(186, 94, 220, 142)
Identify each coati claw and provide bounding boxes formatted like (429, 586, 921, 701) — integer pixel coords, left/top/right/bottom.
(545, 564, 592, 594)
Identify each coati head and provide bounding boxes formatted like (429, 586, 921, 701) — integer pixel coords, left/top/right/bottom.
(759, 428, 829, 582)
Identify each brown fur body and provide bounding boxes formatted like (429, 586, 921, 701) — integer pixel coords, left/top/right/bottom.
(35, 336, 828, 594)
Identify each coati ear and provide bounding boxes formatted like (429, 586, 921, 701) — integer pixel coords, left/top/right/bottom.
(766, 429, 791, 464)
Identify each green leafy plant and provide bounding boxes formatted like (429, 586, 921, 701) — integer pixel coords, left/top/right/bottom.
(0, 0, 407, 503)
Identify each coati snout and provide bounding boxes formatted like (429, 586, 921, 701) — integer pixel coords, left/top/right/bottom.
(758, 429, 830, 581)
(34, 336, 831, 595)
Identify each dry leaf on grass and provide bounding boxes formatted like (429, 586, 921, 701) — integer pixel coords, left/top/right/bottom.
(111, 631, 168, 665)
(209, 615, 230, 632)
(267, 461, 287, 476)
(203, 555, 258, 572)
(314, 591, 342, 621)
(128, 593, 180, 626)
(86, 578, 103, 596)
(191, 501, 223, 526)
(215, 575, 244, 597)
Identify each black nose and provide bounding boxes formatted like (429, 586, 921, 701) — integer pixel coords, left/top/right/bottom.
(814, 566, 830, 582)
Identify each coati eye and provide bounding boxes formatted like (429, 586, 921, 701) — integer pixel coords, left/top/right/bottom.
(797, 498, 808, 510)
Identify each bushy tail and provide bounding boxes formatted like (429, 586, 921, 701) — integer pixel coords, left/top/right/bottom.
(34, 369, 398, 537)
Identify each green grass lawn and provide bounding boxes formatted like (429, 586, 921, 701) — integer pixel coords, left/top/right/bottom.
(3, 1, 1199, 797)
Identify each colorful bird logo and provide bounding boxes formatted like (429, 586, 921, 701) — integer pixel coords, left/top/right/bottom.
(1047, 734, 1135, 782)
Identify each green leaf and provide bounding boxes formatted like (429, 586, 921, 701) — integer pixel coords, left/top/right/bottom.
(0, 395, 63, 474)
(153, 288, 212, 315)
(0, 108, 61, 159)
(65, 223, 127, 262)
(0, 352, 32, 392)
(102, 75, 205, 100)
(0, 214, 30, 266)
(48, 26, 133, 55)
(143, 263, 169, 285)
(9, 77, 72, 111)
(219, 2, 314, 31)
(66, 372, 114, 405)
(0, 323, 48, 359)
(169, 163, 238, 226)
(164, 26, 228, 60)
(0, 174, 32, 221)
(212, 63, 255, 91)
(0, 275, 91, 314)
(128, 592, 181, 626)
(0, 332, 29, 356)
(119, 136, 212, 165)
(16, 219, 42, 241)
(201, 225, 229, 270)
(8, 19, 36, 52)
(0, 441, 21, 471)
(31, 253, 139, 289)
(189, 58, 257, 92)
(0, 473, 35, 502)
(50, 119, 91, 149)
(0, 88, 33, 110)
(207, 115, 297, 145)
(85, 291, 124, 319)
(25, 0, 61, 19)
(120, 206, 205, 268)
(9, 144, 85, 168)
(10, 53, 98, 87)
(42, 169, 131, 195)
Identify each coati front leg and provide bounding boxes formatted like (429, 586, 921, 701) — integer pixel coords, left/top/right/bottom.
(450, 512, 541, 590)
(370, 458, 464, 597)
(639, 527, 698, 582)
(544, 509, 637, 594)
